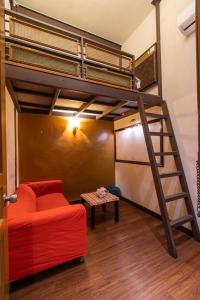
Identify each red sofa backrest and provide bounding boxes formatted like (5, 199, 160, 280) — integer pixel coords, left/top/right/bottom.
(27, 180, 64, 197)
(7, 184, 36, 220)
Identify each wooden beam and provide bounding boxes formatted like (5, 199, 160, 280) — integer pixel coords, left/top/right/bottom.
(14, 88, 53, 97)
(6, 64, 163, 106)
(49, 88, 61, 115)
(53, 110, 113, 121)
(6, 79, 21, 112)
(19, 101, 49, 109)
(114, 108, 139, 121)
(53, 106, 121, 116)
(152, 0, 162, 97)
(13, 88, 136, 109)
(74, 96, 98, 117)
(196, 0, 200, 208)
(96, 100, 126, 120)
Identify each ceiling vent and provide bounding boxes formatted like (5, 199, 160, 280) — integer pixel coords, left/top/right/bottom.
(177, 0, 195, 36)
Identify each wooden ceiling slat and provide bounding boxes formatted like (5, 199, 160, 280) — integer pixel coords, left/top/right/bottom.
(49, 88, 62, 115)
(74, 96, 99, 117)
(14, 89, 116, 107)
(114, 108, 140, 121)
(21, 105, 48, 111)
(96, 100, 126, 120)
(53, 106, 121, 117)
(14, 88, 53, 97)
(21, 108, 49, 115)
(18, 101, 49, 109)
(13, 88, 137, 111)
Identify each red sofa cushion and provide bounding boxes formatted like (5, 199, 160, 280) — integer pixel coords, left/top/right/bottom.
(37, 193, 69, 211)
(8, 184, 36, 220)
(8, 204, 86, 281)
(27, 180, 64, 197)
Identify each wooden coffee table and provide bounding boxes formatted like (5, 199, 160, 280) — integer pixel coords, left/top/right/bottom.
(81, 192, 119, 229)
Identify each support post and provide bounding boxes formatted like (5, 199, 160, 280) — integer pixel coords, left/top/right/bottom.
(196, 0, 200, 215)
(152, 0, 162, 98)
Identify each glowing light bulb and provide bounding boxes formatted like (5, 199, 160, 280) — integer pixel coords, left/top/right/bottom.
(68, 117, 80, 134)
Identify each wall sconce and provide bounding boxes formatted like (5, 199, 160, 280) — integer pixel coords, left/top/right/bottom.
(129, 118, 142, 136)
(68, 117, 81, 135)
(130, 118, 141, 126)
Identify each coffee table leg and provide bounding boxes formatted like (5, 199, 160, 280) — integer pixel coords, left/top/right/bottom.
(102, 203, 106, 212)
(91, 206, 95, 229)
(115, 201, 119, 222)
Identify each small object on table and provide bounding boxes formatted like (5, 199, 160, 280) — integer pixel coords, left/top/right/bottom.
(107, 186, 121, 197)
(96, 186, 108, 198)
(80, 192, 119, 230)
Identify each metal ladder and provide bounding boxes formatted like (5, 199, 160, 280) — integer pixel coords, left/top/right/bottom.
(138, 96, 200, 258)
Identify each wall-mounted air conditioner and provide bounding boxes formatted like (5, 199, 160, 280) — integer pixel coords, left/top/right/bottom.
(177, 0, 195, 36)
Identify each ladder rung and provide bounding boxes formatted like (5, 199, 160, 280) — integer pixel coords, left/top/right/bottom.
(165, 192, 188, 202)
(154, 151, 178, 156)
(145, 112, 168, 119)
(160, 171, 183, 178)
(149, 132, 173, 137)
(170, 215, 193, 228)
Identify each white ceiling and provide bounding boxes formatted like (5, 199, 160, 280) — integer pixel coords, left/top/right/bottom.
(16, 0, 153, 44)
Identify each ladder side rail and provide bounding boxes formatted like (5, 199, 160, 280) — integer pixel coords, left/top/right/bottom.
(162, 101, 200, 241)
(138, 97, 177, 257)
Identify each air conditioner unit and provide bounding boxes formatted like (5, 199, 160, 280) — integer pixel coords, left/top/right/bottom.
(177, 0, 195, 36)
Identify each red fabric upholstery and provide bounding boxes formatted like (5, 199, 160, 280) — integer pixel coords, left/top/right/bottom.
(27, 180, 64, 197)
(37, 193, 69, 211)
(7, 180, 86, 281)
(8, 184, 36, 220)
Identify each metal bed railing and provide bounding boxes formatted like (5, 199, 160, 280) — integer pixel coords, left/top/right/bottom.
(5, 9, 135, 90)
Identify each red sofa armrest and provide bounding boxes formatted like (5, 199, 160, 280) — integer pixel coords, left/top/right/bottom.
(26, 180, 64, 197)
(8, 204, 86, 280)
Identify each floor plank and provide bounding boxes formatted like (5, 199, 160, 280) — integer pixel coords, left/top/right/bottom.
(10, 201, 200, 300)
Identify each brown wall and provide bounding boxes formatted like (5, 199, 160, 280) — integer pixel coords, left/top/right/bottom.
(18, 113, 115, 200)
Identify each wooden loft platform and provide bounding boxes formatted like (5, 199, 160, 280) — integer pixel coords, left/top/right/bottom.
(4, 8, 162, 120)
(6, 64, 162, 120)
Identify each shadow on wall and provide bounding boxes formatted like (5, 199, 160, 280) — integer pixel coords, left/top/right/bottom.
(115, 106, 188, 226)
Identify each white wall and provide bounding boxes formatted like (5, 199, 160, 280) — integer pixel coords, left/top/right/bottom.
(5, 0, 10, 9)
(115, 0, 198, 226)
(161, 0, 197, 218)
(123, 8, 158, 95)
(6, 88, 16, 194)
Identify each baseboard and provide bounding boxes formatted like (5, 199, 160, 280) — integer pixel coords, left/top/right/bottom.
(120, 196, 193, 237)
(69, 199, 82, 204)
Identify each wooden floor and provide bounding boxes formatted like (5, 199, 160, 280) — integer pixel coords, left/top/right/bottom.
(10, 201, 200, 300)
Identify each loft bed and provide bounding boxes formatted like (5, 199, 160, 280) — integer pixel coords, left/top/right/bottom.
(4, 9, 162, 119)
(4, 8, 200, 259)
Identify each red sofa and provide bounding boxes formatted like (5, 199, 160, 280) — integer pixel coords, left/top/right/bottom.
(7, 180, 86, 281)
